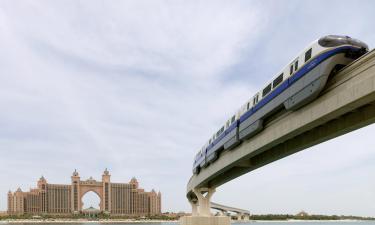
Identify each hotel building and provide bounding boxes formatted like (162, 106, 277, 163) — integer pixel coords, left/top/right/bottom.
(7, 169, 161, 216)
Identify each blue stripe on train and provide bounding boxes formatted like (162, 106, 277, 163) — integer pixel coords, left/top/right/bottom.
(197, 46, 360, 165)
(240, 46, 356, 123)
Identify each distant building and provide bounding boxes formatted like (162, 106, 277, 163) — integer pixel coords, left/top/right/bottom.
(296, 211, 309, 217)
(7, 169, 161, 216)
(0, 211, 8, 217)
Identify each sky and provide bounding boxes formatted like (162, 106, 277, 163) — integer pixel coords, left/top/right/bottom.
(1, 0, 375, 217)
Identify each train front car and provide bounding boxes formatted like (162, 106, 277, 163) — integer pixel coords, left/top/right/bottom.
(283, 35, 368, 111)
(239, 35, 369, 141)
(318, 35, 368, 52)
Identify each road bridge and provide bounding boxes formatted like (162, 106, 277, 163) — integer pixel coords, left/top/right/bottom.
(181, 49, 375, 224)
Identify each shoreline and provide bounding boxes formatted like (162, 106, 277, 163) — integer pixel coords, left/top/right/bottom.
(0, 220, 178, 224)
(0, 219, 372, 224)
(251, 219, 371, 223)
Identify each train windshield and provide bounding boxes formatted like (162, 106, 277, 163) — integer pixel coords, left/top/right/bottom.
(319, 35, 368, 50)
(318, 35, 350, 47)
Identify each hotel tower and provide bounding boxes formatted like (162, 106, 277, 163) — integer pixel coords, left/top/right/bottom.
(7, 169, 161, 216)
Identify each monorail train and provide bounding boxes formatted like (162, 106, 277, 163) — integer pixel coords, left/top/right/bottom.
(193, 35, 369, 175)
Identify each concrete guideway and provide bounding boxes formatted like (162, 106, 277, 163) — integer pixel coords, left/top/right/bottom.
(210, 202, 250, 215)
(183, 49, 375, 223)
(211, 202, 250, 220)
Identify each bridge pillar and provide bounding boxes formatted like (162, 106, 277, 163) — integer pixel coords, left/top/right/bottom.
(189, 199, 198, 216)
(237, 213, 244, 221)
(218, 210, 227, 216)
(180, 188, 230, 225)
(193, 187, 215, 216)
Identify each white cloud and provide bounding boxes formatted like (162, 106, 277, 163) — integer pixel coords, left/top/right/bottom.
(0, 0, 264, 212)
(1, 0, 375, 216)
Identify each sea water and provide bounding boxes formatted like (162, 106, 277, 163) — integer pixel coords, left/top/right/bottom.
(1, 221, 374, 225)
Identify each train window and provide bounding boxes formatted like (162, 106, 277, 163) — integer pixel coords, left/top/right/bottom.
(247, 102, 250, 110)
(272, 73, 283, 88)
(216, 126, 224, 137)
(253, 94, 259, 105)
(262, 84, 272, 97)
(290, 64, 294, 75)
(231, 115, 235, 123)
(295, 60, 298, 71)
(226, 120, 230, 128)
(305, 48, 312, 62)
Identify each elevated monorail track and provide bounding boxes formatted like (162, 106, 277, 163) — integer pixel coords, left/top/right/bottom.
(187, 49, 375, 200)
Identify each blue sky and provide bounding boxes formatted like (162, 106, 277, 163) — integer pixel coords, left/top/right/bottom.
(1, 0, 375, 216)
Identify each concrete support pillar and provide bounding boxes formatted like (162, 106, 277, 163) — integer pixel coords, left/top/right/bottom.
(189, 200, 198, 216)
(244, 214, 250, 221)
(217, 210, 227, 216)
(180, 187, 229, 225)
(180, 216, 230, 225)
(193, 188, 215, 216)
